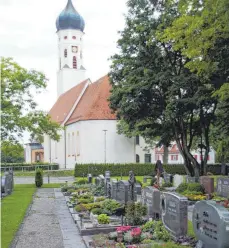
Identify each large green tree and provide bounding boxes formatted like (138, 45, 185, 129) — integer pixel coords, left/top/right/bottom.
(1, 140, 24, 163)
(109, 0, 226, 176)
(1, 57, 61, 143)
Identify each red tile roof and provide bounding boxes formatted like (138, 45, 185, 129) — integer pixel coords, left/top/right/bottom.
(66, 75, 116, 124)
(49, 80, 88, 124)
(48, 75, 116, 125)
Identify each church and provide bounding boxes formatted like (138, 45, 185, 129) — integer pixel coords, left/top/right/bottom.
(43, 0, 136, 168)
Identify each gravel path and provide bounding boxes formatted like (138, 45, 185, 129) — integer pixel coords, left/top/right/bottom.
(14, 176, 75, 185)
(11, 188, 86, 248)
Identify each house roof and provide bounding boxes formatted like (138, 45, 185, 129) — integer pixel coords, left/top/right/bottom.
(49, 75, 116, 126)
(49, 79, 88, 124)
(66, 75, 116, 125)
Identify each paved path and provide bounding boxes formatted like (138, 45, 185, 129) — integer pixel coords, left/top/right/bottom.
(11, 188, 86, 248)
(14, 176, 75, 184)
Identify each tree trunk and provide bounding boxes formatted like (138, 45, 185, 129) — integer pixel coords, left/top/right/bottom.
(163, 145, 169, 164)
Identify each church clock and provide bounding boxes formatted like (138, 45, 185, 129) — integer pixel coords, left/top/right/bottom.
(72, 46, 78, 53)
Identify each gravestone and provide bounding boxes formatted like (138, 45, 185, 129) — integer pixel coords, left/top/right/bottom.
(193, 200, 229, 248)
(111, 179, 119, 200)
(118, 180, 131, 204)
(1, 170, 14, 196)
(128, 171, 135, 201)
(87, 174, 92, 184)
(161, 192, 188, 237)
(99, 175, 105, 186)
(133, 183, 142, 202)
(104, 171, 111, 195)
(186, 176, 199, 183)
(107, 182, 112, 199)
(143, 186, 161, 219)
(200, 176, 214, 194)
(173, 174, 184, 188)
(217, 178, 229, 198)
(164, 173, 173, 184)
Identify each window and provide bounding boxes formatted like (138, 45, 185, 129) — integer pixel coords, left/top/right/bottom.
(72, 132, 74, 156)
(73, 56, 77, 69)
(64, 36, 67, 39)
(136, 135, 139, 145)
(136, 154, 140, 163)
(76, 131, 80, 156)
(72, 36, 76, 39)
(194, 155, 198, 160)
(68, 133, 70, 156)
(144, 154, 151, 163)
(64, 49, 67, 58)
(171, 155, 178, 161)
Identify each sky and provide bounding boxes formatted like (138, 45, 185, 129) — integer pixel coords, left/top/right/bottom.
(0, 0, 128, 143)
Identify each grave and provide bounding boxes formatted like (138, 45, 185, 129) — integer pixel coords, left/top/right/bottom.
(106, 182, 112, 199)
(104, 171, 111, 196)
(217, 178, 229, 198)
(87, 174, 92, 184)
(164, 172, 173, 184)
(1, 170, 14, 196)
(193, 200, 229, 248)
(186, 176, 199, 183)
(111, 179, 119, 200)
(118, 180, 131, 204)
(143, 186, 161, 219)
(173, 174, 184, 188)
(200, 176, 214, 194)
(160, 192, 188, 237)
(134, 183, 142, 202)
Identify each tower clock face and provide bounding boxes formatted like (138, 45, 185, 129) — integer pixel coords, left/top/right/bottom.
(72, 46, 78, 53)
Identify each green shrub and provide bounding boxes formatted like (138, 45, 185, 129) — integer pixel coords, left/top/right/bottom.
(35, 169, 43, 187)
(77, 197, 94, 204)
(125, 202, 147, 225)
(82, 202, 101, 211)
(187, 183, 205, 193)
(176, 183, 188, 193)
(76, 178, 88, 185)
(95, 196, 105, 202)
(108, 231, 118, 241)
(91, 208, 103, 215)
(162, 182, 173, 187)
(74, 163, 222, 176)
(2, 163, 59, 171)
(98, 214, 110, 224)
(74, 204, 86, 212)
(101, 199, 121, 215)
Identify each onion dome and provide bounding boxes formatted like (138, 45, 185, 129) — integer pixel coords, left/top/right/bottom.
(56, 0, 85, 32)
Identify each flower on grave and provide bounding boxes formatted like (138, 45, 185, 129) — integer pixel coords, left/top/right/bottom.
(116, 225, 132, 232)
(131, 227, 141, 237)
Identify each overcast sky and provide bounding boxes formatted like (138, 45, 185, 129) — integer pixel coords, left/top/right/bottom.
(0, 0, 127, 111)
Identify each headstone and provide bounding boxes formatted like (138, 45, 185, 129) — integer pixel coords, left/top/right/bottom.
(107, 182, 111, 199)
(217, 178, 229, 198)
(111, 179, 119, 200)
(164, 173, 173, 184)
(193, 200, 229, 248)
(143, 186, 160, 219)
(118, 180, 131, 204)
(104, 171, 111, 195)
(87, 174, 92, 184)
(128, 171, 135, 201)
(1, 170, 14, 195)
(200, 176, 214, 194)
(173, 174, 184, 188)
(186, 176, 199, 183)
(161, 192, 188, 237)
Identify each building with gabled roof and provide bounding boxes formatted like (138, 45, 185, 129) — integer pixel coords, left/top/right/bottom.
(43, 1, 135, 168)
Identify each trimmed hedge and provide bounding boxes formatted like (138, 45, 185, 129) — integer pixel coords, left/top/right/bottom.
(1, 163, 59, 171)
(74, 163, 222, 177)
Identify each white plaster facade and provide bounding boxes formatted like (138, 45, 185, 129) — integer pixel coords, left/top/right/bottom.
(57, 29, 86, 97)
(43, 120, 135, 169)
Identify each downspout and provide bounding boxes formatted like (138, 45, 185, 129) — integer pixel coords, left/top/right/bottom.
(64, 128, 67, 169)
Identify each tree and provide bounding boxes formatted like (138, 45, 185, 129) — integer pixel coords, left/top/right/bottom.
(1, 140, 24, 163)
(1, 57, 62, 142)
(109, 0, 221, 177)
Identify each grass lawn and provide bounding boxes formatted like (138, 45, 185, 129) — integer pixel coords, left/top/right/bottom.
(188, 220, 195, 238)
(1, 184, 36, 248)
(14, 170, 74, 177)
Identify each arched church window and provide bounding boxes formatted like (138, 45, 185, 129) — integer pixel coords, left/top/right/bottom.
(136, 154, 140, 163)
(72, 36, 76, 39)
(64, 36, 67, 39)
(73, 56, 77, 69)
(64, 49, 67, 58)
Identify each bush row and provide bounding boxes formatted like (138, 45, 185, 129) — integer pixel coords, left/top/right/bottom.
(74, 163, 222, 177)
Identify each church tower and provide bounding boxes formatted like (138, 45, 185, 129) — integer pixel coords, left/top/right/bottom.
(56, 0, 86, 97)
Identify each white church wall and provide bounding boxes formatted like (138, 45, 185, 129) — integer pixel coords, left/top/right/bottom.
(43, 134, 50, 163)
(63, 120, 135, 168)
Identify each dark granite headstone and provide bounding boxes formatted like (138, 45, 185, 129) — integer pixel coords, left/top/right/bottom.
(107, 182, 111, 199)
(128, 171, 135, 201)
(200, 176, 214, 194)
(111, 179, 119, 200)
(161, 192, 188, 237)
(104, 171, 111, 195)
(144, 186, 161, 219)
(1, 170, 14, 195)
(217, 178, 229, 198)
(164, 173, 173, 184)
(87, 174, 92, 184)
(186, 176, 199, 183)
(193, 200, 229, 248)
(118, 180, 131, 204)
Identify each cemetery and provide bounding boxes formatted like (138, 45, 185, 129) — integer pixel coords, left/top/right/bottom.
(59, 169, 229, 248)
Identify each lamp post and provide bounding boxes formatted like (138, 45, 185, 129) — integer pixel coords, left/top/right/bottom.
(103, 130, 107, 164)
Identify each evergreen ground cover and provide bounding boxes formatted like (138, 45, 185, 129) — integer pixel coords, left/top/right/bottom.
(1, 184, 36, 248)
